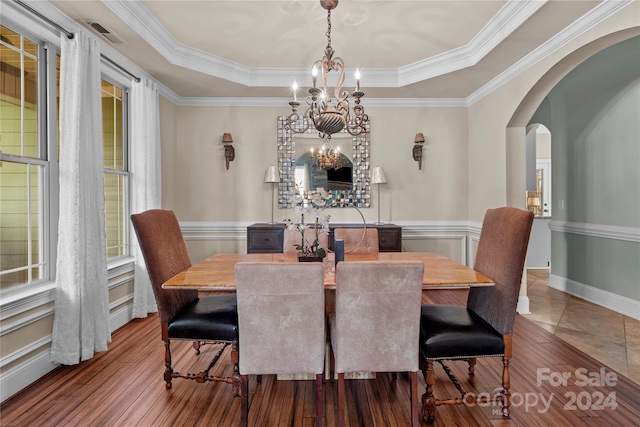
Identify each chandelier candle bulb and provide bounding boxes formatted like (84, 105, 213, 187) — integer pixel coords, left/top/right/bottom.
(312, 66, 318, 88)
(355, 68, 360, 91)
(292, 81, 298, 101)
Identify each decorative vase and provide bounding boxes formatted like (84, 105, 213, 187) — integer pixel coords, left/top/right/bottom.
(297, 254, 324, 263)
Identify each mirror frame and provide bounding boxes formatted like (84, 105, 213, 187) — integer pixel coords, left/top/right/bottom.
(277, 116, 371, 208)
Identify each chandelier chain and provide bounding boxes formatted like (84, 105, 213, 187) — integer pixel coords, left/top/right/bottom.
(326, 9, 332, 48)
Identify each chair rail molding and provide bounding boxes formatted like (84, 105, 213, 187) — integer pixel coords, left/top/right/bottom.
(548, 221, 640, 242)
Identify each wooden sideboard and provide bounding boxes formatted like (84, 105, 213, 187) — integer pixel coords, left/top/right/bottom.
(247, 223, 402, 253)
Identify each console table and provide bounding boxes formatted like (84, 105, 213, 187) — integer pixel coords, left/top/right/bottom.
(247, 223, 402, 253)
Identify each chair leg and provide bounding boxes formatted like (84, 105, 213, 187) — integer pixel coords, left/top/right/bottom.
(421, 360, 435, 423)
(501, 357, 511, 417)
(410, 371, 419, 427)
(240, 374, 249, 427)
(337, 372, 346, 427)
(467, 357, 476, 375)
(163, 339, 173, 389)
(231, 342, 241, 397)
(316, 373, 324, 427)
(192, 341, 201, 355)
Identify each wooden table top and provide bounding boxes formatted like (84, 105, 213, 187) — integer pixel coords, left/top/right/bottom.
(162, 252, 494, 291)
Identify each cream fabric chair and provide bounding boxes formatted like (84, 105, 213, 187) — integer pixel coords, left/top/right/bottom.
(333, 227, 379, 252)
(329, 261, 424, 427)
(235, 262, 325, 427)
(283, 227, 329, 253)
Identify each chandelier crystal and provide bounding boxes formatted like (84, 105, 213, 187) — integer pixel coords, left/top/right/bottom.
(285, 0, 368, 139)
(311, 142, 343, 170)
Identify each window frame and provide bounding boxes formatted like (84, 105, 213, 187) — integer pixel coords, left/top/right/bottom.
(0, 17, 134, 299)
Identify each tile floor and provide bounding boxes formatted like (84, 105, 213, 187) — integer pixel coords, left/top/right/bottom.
(522, 269, 640, 385)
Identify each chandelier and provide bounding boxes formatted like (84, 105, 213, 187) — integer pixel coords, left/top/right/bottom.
(311, 142, 343, 170)
(285, 0, 368, 139)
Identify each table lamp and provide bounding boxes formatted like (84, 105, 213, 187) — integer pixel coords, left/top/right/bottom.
(371, 166, 388, 225)
(264, 165, 280, 224)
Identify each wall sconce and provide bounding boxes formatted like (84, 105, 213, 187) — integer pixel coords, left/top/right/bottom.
(413, 133, 425, 170)
(222, 133, 235, 170)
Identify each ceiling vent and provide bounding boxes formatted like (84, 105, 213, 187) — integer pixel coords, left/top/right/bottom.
(85, 21, 128, 45)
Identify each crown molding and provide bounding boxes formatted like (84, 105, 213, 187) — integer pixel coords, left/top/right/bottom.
(104, 0, 545, 89)
(398, 0, 546, 86)
(172, 96, 468, 108)
(114, 0, 635, 106)
(467, 0, 636, 105)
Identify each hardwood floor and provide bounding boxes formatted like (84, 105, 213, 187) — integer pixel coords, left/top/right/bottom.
(2, 289, 639, 426)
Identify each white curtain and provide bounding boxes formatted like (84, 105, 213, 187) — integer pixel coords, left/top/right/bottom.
(50, 32, 111, 365)
(130, 77, 161, 318)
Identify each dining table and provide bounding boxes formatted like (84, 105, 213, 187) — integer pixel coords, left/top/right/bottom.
(162, 251, 494, 291)
(162, 251, 493, 381)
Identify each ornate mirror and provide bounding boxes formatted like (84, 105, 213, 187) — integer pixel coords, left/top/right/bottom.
(277, 116, 371, 208)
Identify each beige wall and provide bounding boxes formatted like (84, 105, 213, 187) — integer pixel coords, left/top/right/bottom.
(160, 105, 469, 224)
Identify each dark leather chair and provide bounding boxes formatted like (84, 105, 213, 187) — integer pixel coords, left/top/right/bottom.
(419, 207, 534, 422)
(131, 209, 239, 394)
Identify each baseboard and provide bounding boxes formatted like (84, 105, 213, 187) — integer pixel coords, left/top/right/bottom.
(516, 295, 530, 314)
(1, 304, 135, 403)
(0, 348, 59, 403)
(549, 274, 640, 320)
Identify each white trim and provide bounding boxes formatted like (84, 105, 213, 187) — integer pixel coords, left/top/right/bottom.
(0, 297, 139, 402)
(517, 296, 531, 314)
(0, 346, 59, 402)
(0, 282, 56, 321)
(104, 0, 544, 90)
(467, 0, 636, 104)
(174, 97, 468, 108)
(549, 274, 640, 321)
(0, 307, 55, 337)
(548, 221, 640, 243)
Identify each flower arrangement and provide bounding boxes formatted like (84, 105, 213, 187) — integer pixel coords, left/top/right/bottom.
(283, 186, 332, 260)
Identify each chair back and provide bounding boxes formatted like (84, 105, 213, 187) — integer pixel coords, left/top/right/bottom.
(334, 228, 379, 252)
(333, 261, 424, 373)
(131, 209, 198, 323)
(467, 207, 534, 335)
(235, 262, 325, 375)
(283, 228, 329, 253)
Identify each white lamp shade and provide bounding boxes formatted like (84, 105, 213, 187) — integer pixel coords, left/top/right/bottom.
(371, 166, 387, 184)
(264, 165, 280, 183)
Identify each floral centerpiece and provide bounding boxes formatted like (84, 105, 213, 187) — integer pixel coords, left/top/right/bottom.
(283, 186, 332, 261)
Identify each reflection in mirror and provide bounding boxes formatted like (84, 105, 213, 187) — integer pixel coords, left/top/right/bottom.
(295, 153, 353, 194)
(277, 116, 371, 208)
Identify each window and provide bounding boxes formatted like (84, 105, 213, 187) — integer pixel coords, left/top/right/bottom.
(0, 24, 46, 290)
(101, 79, 129, 260)
(0, 21, 131, 292)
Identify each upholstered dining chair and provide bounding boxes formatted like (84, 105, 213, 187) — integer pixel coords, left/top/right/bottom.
(235, 262, 325, 427)
(329, 261, 424, 427)
(333, 227, 379, 252)
(283, 227, 329, 253)
(419, 207, 534, 422)
(131, 209, 240, 394)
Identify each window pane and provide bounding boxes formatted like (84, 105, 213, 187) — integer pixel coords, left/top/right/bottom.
(104, 173, 126, 259)
(0, 161, 43, 290)
(0, 25, 39, 159)
(101, 80, 124, 170)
